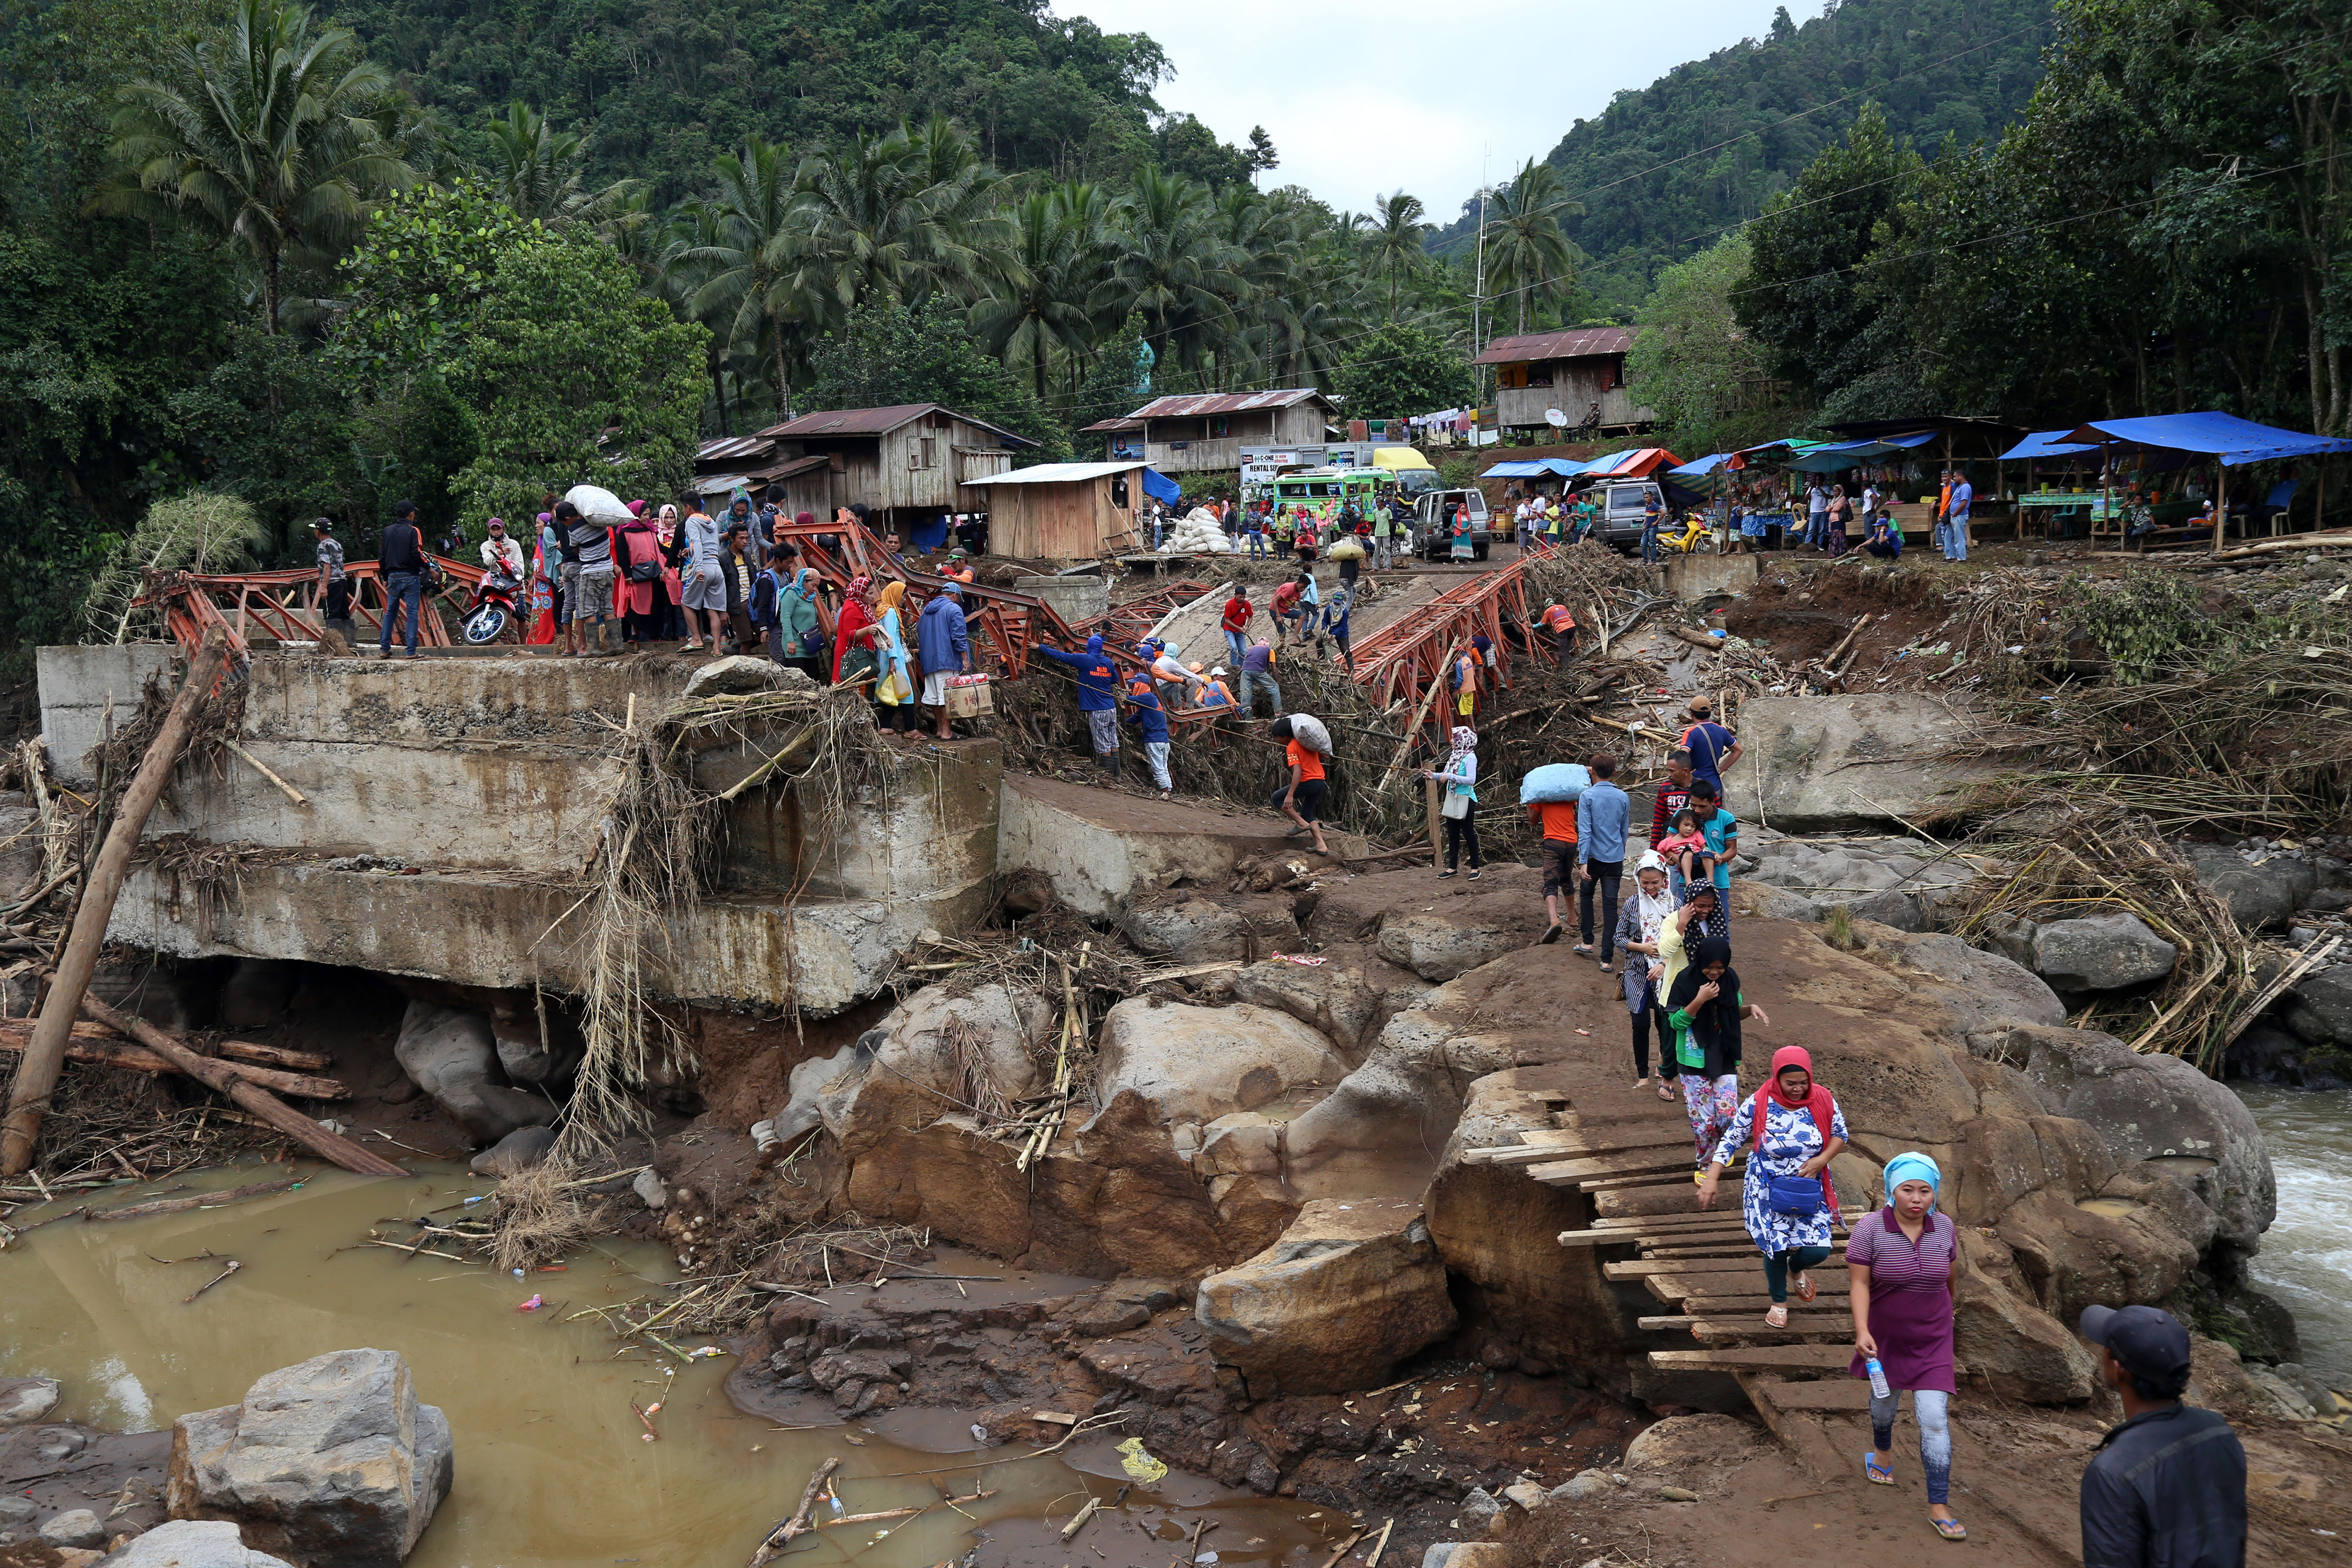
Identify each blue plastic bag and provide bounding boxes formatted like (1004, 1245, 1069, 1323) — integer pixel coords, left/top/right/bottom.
(1518, 763, 1591, 805)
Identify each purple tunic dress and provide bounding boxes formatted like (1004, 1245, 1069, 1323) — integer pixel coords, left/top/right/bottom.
(1845, 1207, 1957, 1393)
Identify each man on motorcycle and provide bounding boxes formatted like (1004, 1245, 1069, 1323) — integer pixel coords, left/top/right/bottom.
(480, 518, 525, 580)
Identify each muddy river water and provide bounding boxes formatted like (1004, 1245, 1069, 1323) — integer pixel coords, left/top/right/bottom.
(2, 1162, 1337, 1568)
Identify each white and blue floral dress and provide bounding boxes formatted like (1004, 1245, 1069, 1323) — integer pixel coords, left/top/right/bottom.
(1711, 1093, 1848, 1256)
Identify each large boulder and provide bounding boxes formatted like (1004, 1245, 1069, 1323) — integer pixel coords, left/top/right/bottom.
(1119, 891, 1301, 965)
(816, 984, 1056, 1156)
(1879, 931, 2066, 1033)
(1969, 1023, 2274, 1257)
(1195, 1200, 1457, 1397)
(392, 1000, 550, 1146)
(683, 656, 814, 698)
(1375, 912, 1528, 982)
(2188, 848, 2317, 932)
(1952, 1231, 2100, 1403)
(2030, 914, 2178, 993)
(1281, 1009, 1513, 1199)
(1992, 1187, 2202, 1322)
(2281, 964, 2352, 1047)
(94, 1520, 298, 1567)
(168, 1348, 453, 1568)
(1091, 999, 1351, 1129)
(1723, 695, 2019, 832)
(1228, 960, 1385, 1053)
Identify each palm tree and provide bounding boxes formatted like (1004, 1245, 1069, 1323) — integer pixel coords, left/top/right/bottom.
(674, 136, 824, 423)
(1094, 167, 1241, 375)
(94, 0, 414, 332)
(482, 101, 639, 225)
(1370, 191, 1428, 322)
(1480, 159, 1584, 335)
(972, 185, 1107, 398)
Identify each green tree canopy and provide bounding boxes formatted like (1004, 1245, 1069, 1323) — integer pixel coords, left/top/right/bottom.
(447, 236, 708, 526)
(1331, 326, 1474, 426)
(1626, 234, 1792, 454)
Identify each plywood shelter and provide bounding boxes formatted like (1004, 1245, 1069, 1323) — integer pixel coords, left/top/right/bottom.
(1473, 328, 1658, 436)
(961, 461, 1168, 559)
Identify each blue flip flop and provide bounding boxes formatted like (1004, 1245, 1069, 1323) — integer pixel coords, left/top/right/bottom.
(1864, 1452, 1894, 1485)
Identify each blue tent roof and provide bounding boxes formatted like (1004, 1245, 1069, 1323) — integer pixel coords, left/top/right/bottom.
(1140, 466, 1182, 504)
(1668, 453, 1734, 477)
(1481, 458, 1587, 479)
(2058, 412, 2352, 467)
(2001, 430, 2102, 462)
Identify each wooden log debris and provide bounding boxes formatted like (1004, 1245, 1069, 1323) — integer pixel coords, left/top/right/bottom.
(3, 630, 227, 1175)
(750, 1456, 842, 1565)
(77, 996, 403, 1178)
(0, 1022, 347, 1100)
(88, 1174, 300, 1223)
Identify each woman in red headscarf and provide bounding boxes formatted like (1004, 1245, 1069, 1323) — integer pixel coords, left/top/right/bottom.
(831, 575, 878, 687)
(1696, 1041, 1848, 1329)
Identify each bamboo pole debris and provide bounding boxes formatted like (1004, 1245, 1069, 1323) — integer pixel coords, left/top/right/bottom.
(750, 1456, 844, 1564)
(0, 1023, 348, 1099)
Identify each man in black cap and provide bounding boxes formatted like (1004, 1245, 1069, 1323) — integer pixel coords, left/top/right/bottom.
(2077, 1305, 2245, 1567)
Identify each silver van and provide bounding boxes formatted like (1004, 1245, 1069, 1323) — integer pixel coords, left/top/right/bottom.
(1596, 481, 1666, 548)
(1412, 489, 1493, 560)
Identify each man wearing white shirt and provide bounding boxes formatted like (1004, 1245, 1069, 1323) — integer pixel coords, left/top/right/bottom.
(479, 517, 525, 579)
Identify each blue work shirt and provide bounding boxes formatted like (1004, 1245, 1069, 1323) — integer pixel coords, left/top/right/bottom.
(1037, 636, 1120, 711)
(1576, 780, 1630, 865)
(1123, 686, 1169, 743)
(916, 594, 970, 674)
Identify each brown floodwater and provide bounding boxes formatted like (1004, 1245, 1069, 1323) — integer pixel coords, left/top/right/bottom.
(1, 1160, 1344, 1568)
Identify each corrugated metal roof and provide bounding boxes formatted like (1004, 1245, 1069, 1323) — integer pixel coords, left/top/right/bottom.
(755, 404, 1037, 446)
(1472, 327, 1638, 366)
(1079, 417, 1144, 433)
(1126, 388, 1330, 419)
(960, 460, 1148, 487)
(697, 434, 775, 463)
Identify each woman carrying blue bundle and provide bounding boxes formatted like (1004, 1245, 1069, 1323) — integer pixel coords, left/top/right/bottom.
(1850, 1152, 1964, 1541)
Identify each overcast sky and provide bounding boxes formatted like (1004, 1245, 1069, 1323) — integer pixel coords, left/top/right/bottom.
(1055, 0, 1832, 221)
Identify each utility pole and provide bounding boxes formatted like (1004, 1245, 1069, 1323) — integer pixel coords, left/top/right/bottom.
(1472, 146, 1491, 425)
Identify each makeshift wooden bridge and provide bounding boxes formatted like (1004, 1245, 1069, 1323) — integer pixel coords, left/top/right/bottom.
(1461, 1083, 1876, 1482)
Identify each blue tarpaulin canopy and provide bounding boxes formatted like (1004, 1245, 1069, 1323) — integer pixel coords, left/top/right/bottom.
(1481, 458, 1587, 479)
(1140, 466, 1182, 504)
(2057, 412, 2352, 467)
(2001, 430, 2103, 462)
(1668, 453, 1735, 477)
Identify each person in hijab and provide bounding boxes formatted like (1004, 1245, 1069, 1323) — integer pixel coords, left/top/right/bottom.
(1849, 1151, 1963, 1540)
(1422, 727, 1481, 879)
(772, 567, 829, 678)
(1698, 1042, 1842, 1333)
(613, 503, 664, 647)
(1669, 933, 1761, 1166)
(832, 575, 877, 687)
(654, 503, 685, 641)
(872, 580, 916, 734)
(1612, 853, 1680, 1099)
(1656, 881, 1720, 1006)
(1037, 631, 1125, 778)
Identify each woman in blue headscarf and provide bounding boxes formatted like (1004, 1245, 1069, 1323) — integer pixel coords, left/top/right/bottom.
(1848, 1151, 1963, 1540)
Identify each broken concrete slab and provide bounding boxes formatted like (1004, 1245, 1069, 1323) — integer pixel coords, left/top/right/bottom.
(997, 774, 1364, 918)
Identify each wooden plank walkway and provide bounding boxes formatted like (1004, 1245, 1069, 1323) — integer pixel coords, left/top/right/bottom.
(1477, 1088, 1867, 1486)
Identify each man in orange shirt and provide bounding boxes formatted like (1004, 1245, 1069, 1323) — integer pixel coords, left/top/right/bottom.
(1273, 725, 1329, 856)
(1528, 791, 1579, 943)
(1537, 602, 1578, 664)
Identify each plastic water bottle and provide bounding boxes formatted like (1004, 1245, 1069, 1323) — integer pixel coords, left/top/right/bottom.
(1865, 1357, 1890, 1400)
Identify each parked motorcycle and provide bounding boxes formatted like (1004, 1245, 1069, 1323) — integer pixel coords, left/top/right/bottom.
(462, 571, 523, 644)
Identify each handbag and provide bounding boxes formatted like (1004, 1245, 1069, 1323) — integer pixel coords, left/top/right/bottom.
(1767, 1174, 1826, 1216)
(1440, 790, 1470, 820)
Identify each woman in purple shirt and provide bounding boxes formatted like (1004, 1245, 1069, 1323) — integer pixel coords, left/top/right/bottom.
(1850, 1150, 1963, 1540)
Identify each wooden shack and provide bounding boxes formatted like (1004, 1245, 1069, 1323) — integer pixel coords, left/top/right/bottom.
(959, 461, 1152, 559)
(1474, 328, 1657, 437)
(695, 404, 1033, 541)
(1115, 389, 1336, 475)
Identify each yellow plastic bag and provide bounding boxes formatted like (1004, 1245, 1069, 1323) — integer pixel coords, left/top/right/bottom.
(1116, 1436, 1168, 1485)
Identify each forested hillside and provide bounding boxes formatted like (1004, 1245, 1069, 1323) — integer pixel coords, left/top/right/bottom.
(1432, 0, 2054, 316)
(327, 0, 1259, 199)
